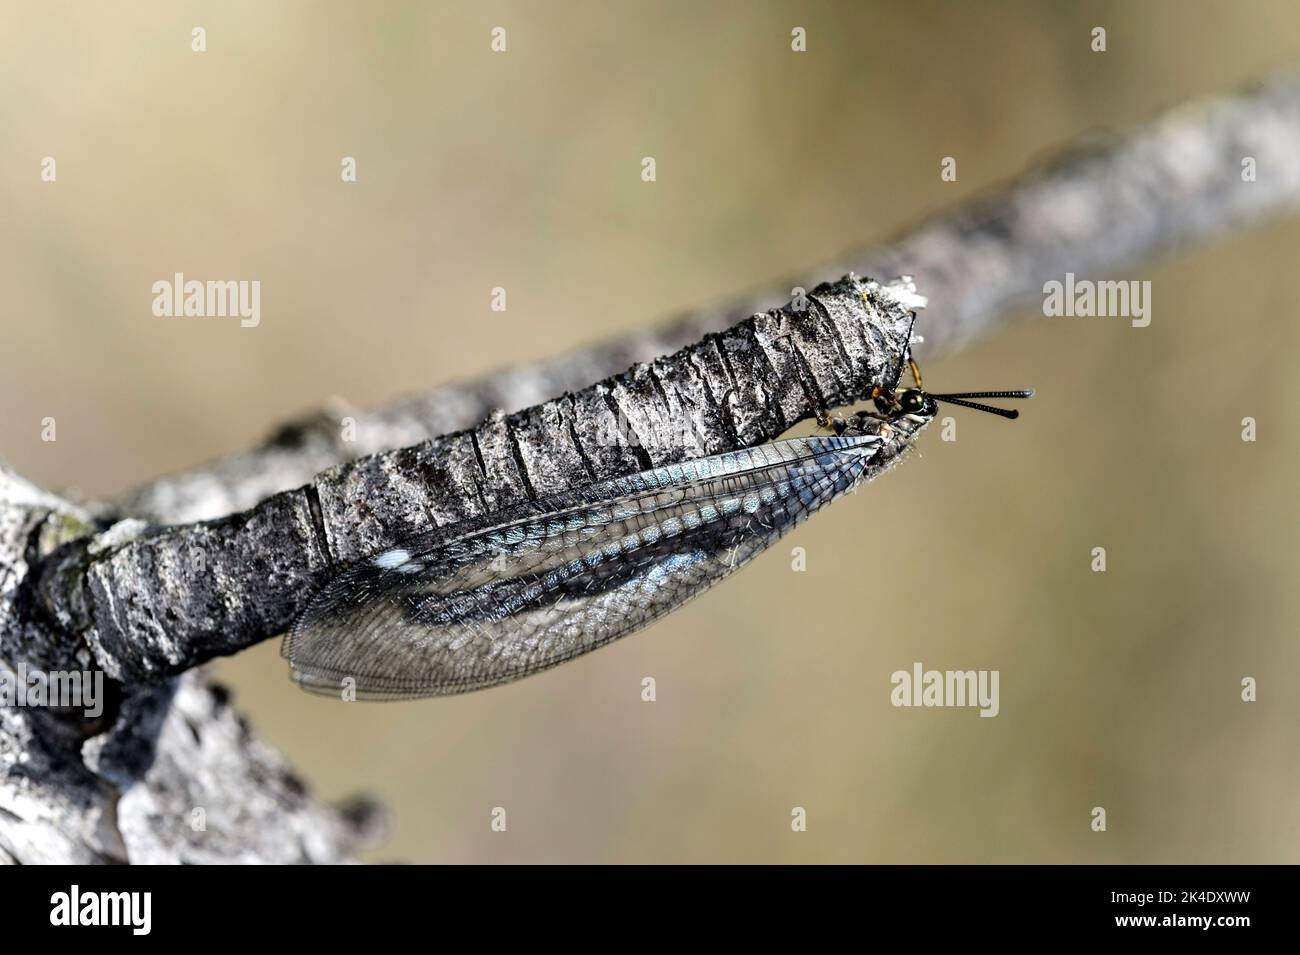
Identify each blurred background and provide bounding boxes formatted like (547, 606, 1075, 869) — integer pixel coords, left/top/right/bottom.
(1, 1, 1296, 862)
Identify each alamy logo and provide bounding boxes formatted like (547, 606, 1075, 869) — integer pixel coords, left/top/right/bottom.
(592, 406, 712, 452)
(152, 272, 261, 327)
(1042, 272, 1151, 327)
(0, 663, 103, 718)
(50, 885, 151, 935)
(890, 662, 1000, 717)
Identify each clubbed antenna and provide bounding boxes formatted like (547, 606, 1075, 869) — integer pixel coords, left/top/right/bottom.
(928, 389, 1035, 420)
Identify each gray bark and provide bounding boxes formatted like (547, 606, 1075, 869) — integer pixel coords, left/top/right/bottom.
(120, 70, 1300, 526)
(71, 276, 921, 685)
(0, 466, 381, 864)
(3, 70, 1299, 864)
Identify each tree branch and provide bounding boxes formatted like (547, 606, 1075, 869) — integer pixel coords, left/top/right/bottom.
(119, 69, 1300, 526)
(63, 277, 922, 685)
(0, 466, 380, 863)
(5, 69, 1299, 864)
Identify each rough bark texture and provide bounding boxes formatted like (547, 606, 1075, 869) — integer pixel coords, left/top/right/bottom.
(72, 275, 921, 685)
(0, 466, 380, 864)
(3, 70, 1299, 864)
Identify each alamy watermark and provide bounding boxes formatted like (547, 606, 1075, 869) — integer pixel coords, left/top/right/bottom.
(50, 885, 151, 935)
(152, 272, 260, 327)
(890, 661, 999, 717)
(1043, 272, 1150, 327)
(0, 662, 104, 718)
(592, 406, 715, 453)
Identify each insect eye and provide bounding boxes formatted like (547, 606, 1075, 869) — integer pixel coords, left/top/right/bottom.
(899, 391, 925, 413)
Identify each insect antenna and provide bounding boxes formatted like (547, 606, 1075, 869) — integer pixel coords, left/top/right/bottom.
(927, 389, 1034, 420)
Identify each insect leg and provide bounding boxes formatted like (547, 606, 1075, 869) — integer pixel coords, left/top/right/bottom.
(805, 397, 847, 436)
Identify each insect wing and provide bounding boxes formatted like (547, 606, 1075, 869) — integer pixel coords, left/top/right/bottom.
(285, 436, 880, 699)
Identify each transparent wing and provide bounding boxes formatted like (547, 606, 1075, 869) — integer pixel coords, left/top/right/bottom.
(284, 435, 881, 699)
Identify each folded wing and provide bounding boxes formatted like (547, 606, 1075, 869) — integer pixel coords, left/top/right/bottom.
(284, 435, 880, 699)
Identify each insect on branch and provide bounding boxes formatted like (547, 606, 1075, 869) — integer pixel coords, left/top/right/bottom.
(50, 276, 924, 688)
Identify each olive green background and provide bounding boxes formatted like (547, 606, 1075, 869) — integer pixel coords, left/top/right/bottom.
(2, 1, 1296, 862)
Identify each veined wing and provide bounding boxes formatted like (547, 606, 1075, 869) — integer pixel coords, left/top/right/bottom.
(284, 435, 882, 699)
